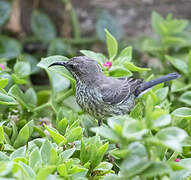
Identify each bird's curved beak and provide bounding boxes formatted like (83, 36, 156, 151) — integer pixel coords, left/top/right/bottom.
(48, 62, 66, 68)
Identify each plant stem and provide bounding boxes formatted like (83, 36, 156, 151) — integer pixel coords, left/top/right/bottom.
(61, 0, 80, 38)
(56, 89, 74, 103)
(34, 102, 51, 112)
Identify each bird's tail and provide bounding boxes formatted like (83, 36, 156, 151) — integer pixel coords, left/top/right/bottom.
(135, 72, 180, 96)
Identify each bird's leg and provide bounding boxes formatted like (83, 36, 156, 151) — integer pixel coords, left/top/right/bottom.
(98, 119, 102, 126)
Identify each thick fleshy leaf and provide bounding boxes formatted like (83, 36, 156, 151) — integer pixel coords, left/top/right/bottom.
(94, 162, 113, 172)
(0, 36, 21, 59)
(0, 78, 8, 89)
(152, 114, 171, 128)
(179, 91, 191, 106)
(48, 39, 73, 56)
(172, 107, 191, 119)
(123, 62, 150, 72)
(155, 87, 169, 102)
(109, 66, 132, 77)
(80, 50, 107, 64)
(166, 55, 188, 74)
(156, 127, 188, 152)
(31, 11, 56, 43)
(60, 148, 76, 161)
(44, 125, 67, 145)
(96, 10, 121, 41)
(13, 121, 34, 148)
(105, 29, 118, 60)
(121, 142, 152, 178)
(0, 92, 18, 105)
(14, 61, 31, 78)
(140, 162, 171, 178)
(0, 1, 11, 25)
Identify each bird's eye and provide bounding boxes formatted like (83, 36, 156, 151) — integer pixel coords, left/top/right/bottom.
(69, 64, 75, 69)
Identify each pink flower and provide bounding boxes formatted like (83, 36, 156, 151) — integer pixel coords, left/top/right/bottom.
(103, 61, 112, 69)
(0, 64, 5, 70)
(175, 158, 180, 162)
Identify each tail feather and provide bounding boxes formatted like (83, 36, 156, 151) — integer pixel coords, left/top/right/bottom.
(135, 72, 180, 96)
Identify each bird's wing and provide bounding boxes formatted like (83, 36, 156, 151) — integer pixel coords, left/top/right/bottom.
(100, 77, 143, 105)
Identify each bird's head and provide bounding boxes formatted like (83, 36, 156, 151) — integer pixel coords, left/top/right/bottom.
(48, 56, 104, 84)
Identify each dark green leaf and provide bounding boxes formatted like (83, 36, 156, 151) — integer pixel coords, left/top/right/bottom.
(121, 142, 151, 178)
(0, 1, 11, 25)
(80, 50, 107, 64)
(0, 36, 21, 59)
(31, 11, 56, 43)
(96, 10, 121, 41)
(156, 127, 188, 152)
(179, 91, 191, 106)
(14, 61, 31, 78)
(172, 107, 191, 119)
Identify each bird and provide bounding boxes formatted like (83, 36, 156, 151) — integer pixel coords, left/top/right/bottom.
(48, 56, 180, 124)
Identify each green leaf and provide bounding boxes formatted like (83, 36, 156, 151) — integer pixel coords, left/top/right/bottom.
(25, 88, 37, 106)
(0, 92, 18, 105)
(152, 114, 171, 128)
(155, 87, 169, 102)
(179, 91, 191, 106)
(0, 125, 4, 145)
(0, 161, 13, 176)
(37, 55, 68, 69)
(121, 142, 151, 178)
(114, 46, 132, 64)
(109, 66, 132, 77)
(29, 147, 42, 172)
(151, 11, 164, 36)
(11, 73, 27, 85)
(57, 163, 68, 177)
(140, 162, 171, 178)
(19, 162, 36, 179)
(0, 151, 9, 161)
(13, 120, 34, 148)
(60, 148, 76, 161)
(123, 62, 150, 72)
(156, 127, 188, 152)
(14, 61, 31, 78)
(94, 162, 113, 172)
(105, 29, 118, 59)
(0, 1, 11, 25)
(188, 49, 191, 76)
(48, 38, 73, 56)
(171, 80, 191, 92)
(44, 125, 67, 145)
(8, 85, 33, 110)
(0, 36, 21, 59)
(172, 107, 191, 119)
(65, 127, 82, 143)
(96, 10, 121, 41)
(36, 165, 56, 180)
(166, 55, 188, 74)
(24, 54, 40, 74)
(40, 139, 52, 165)
(31, 11, 56, 43)
(91, 142, 109, 169)
(50, 147, 58, 165)
(0, 78, 8, 89)
(10, 146, 26, 160)
(80, 50, 107, 64)
(91, 126, 120, 142)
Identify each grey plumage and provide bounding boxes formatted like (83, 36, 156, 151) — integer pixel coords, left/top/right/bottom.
(49, 56, 180, 120)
